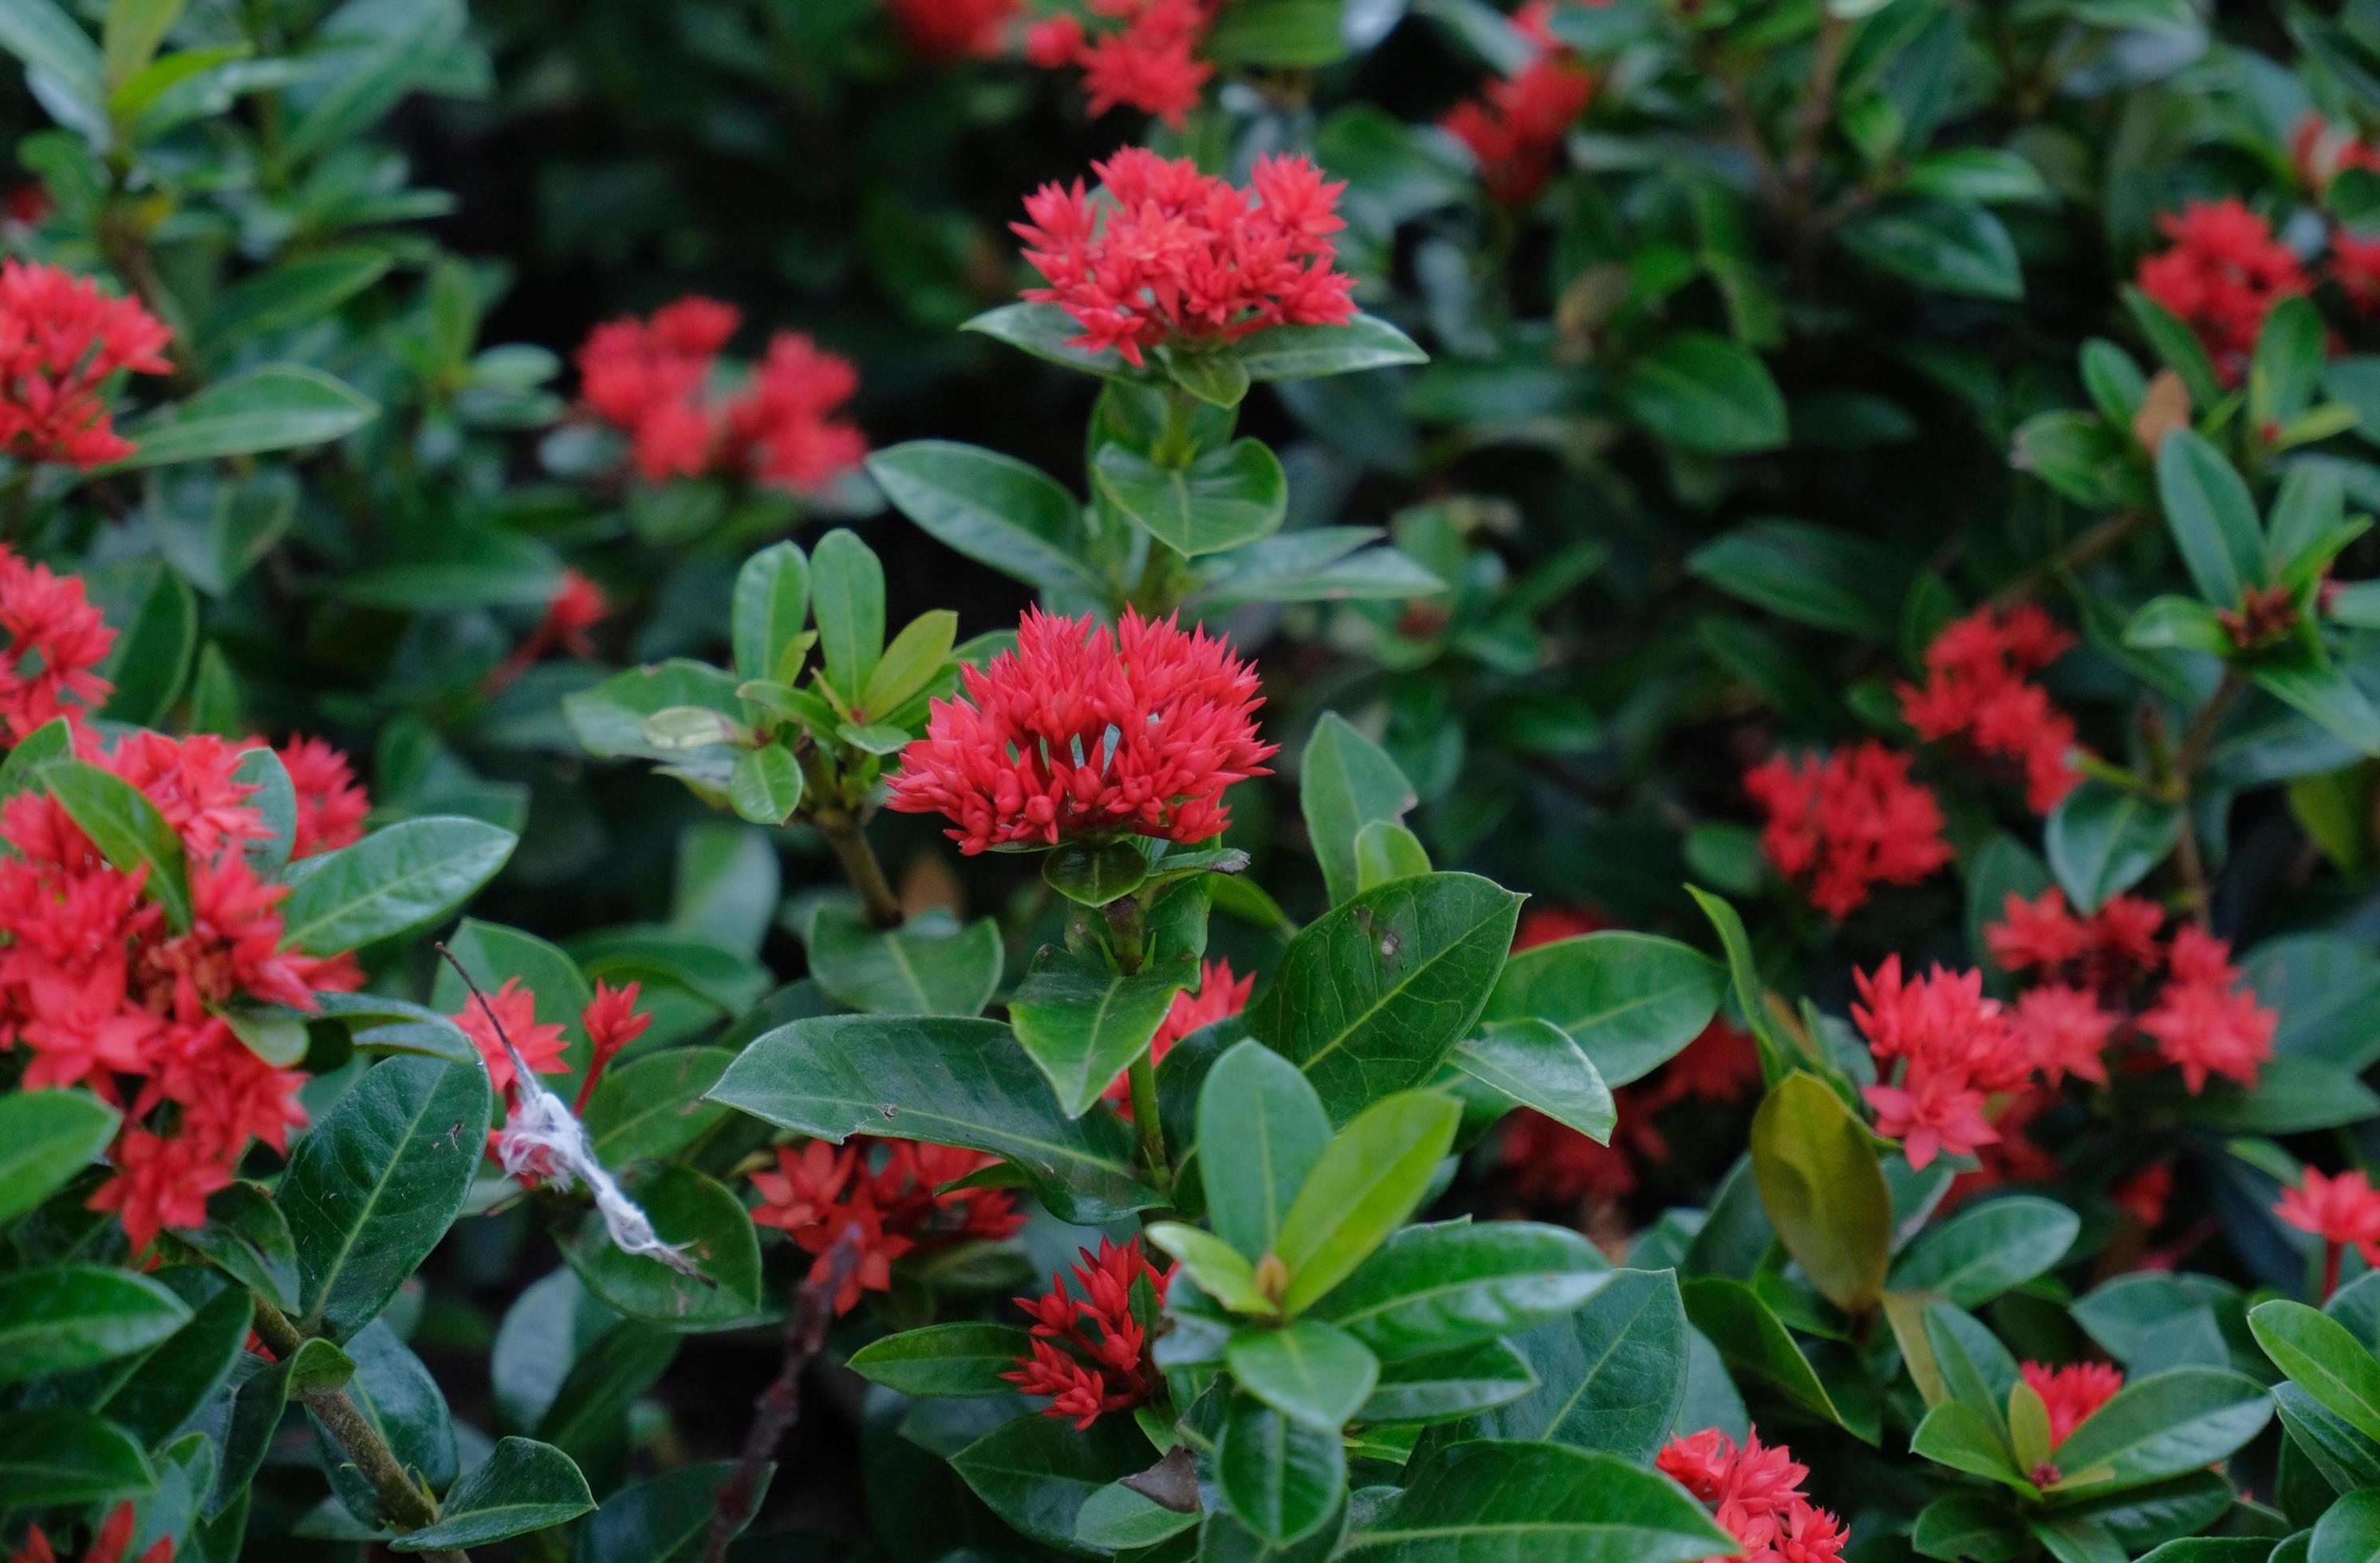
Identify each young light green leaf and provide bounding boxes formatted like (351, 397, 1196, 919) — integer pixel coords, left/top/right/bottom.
(1273, 1091, 1460, 1315)
(1149, 1221, 1280, 1317)
(1300, 713, 1417, 907)
(731, 541, 810, 684)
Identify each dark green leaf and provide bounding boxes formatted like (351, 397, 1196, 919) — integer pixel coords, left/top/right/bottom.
(1889, 1195, 2080, 1308)
(1094, 440, 1288, 558)
(0, 1264, 189, 1384)
(104, 365, 376, 470)
(1315, 1219, 1610, 1361)
(1218, 1396, 1345, 1545)
(1481, 932, 1725, 1089)
(570, 1460, 762, 1563)
(1449, 1018, 1615, 1142)
(388, 1436, 594, 1551)
(948, 1413, 1149, 1552)
(1300, 714, 1418, 908)
(1457, 1268, 1686, 1462)
(850, 1323, 1037, 1397)
(168, 1180, 298, 1311)
(1688, 518, 1897, 637)
(0, 1408, 154, 1505)
(2045, 781, 2183, 913)
(1231, 314, 1426, 383)
(1681, 1276, 1840, 1426)
(42, 758, 192, 928)
(565, 1167, 759, 1330)
(2155, 430, 2265, 607)
(0, 1089, 117, 1226)
(2051, 1368, 2273, 1493)
(808, 907, 1004, 1017)
(1623, 332, 1788, 455)
(1340, 1439, 1735, 1563)
(1010, 950, 1196, 1119)
(279, 817, 517, 954)
(731, 541, 810, 683)
(1357, 1339, 1537, 1424)
(1839, 199, 2023, 299)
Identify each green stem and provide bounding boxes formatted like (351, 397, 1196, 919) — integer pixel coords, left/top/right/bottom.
(251, 1299, 470, 1563)
(796, 742, 902, 927)
(1128, 1054, 1171, 1195)
(1149, 386, 1200, 469)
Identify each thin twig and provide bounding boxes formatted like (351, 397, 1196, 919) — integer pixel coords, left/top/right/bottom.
(251, 1298, 471, 1563)
(796, 742, 904, 927)
(707, 1226, 867, 1563)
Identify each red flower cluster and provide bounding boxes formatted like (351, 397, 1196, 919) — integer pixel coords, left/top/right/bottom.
(454, 976, 571, 1096)
(751, 1138, 1023, 1315)
(888, 0, 1017, 58)
(10, 1501, 170, 1563)
(576, 297, 866, 493)
(2136, 199, 2309, 383)
(1854, 959, 2028, 1170)
(271, 735, 370, 860)
(1107, 957, 1251, 1104)
(1899, 604, 2080, 813)
(1014, 148, 1357, 367)
(1989, 888, 2275, 1094)
(3, 730, 364, 1252)
(486, 568, 611, 696)
(1026, 0, 1214, 127)
(2277, 1166, 2380, 1296)
(1657, 1429, 1847, 1562)
(1006, 1236, 1169, 1428)
(1744, 742, 1952, 918)
(1441, 2, 1594, 207)
(2020, 1361, 2122, 1449)
(889, 606, 1275, 853)
(0, 545, 113, 744)
(0, 259, 173, 468)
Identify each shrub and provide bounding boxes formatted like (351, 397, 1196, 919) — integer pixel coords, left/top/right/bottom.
(6, 2, 2380, 1562)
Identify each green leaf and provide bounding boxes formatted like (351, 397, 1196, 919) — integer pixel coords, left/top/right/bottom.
(1231, 313, 1427, 382)
(2254, 654, 2380, 758)
(1274, 1091, 1460, 1315)
(1681, 1276, 1841, 1426)
(0, 1409, 154, 1506)
(1315, 1219, 1610, 1360)
(282, 1056, 491, 1343)
(1202, 0, 1346, 65)
(1912, 1494, 2030, 1563)
(727, 743, 804, 825)
(963, 301, 1164, 383)
(2051, 1368, 2274, 1493)
(2252, 1300, 2380, 1446)
(2123, 285, 2224, 412)
(168, 1180, 298, 1311)
(1622, 331, 1788, 455)
(1456, 1268, 1685, 1462)
(810, 528, 885, 702)
(865, 609, 957, 716)
(1353, 821, 1431, 890)
(1913, 1400, 2027, 1488)
(707, 1014, 1159, 1222)
(1094, 440, 1288, 558)
(0, 1264, 190, 1384)
(565, 1166, 759, 1330)
(583, 1047, 734, 1167)
(1246, 872, 1523, 1124)
(280, 0, 463, 159)
(2125, 596, 2233, 656)
(1688, 518, 1897, 637)
(948, 1414, 1149, 1552)
(1839, 199, 2023, 300)
(1901, 148, 2052, 206)
(1166, 346, 1255, 406)
(279, 817, 517, 953)
(101, 0, 182, 93)
(388, 1436, 594, 1551)
(807, 907, 1003, 1018)
(104, 365, 377, 470)
(2045, 781, 2183, 913)
(0, 0, 104, 111)
(1009, 950, 1196, 1119)
(1228, 1318, 1380, 1430)
(102, 1268, 250, 1448)
(1300, 714, 1418, 908)
(869, 440, 1106, 596)
(209, 246, 393, 341)
(1481, 931, 1725, 1089)
(1341, 1439, 1736, 1563)
(1358, 1339, 1537, 1424)
(1151, 1220, 1281, 1316)
(1450, 1018, 1615, 1141)
(1199, 1038, 1334, 1263)
(2312, 1491, 2380, 1563)
(41, 758, 192, 928)
(849, 1322, 1036, 1397)
(0, 1089, 117, 1225)
(1078, 1482, 1200, 1549)
(730, 540, 810, 686)
(93, 557, 195, 725)
(573, 1460, 766, 1563)
(1219, 1396, 1346, 1545)
(2253, 296, 2328, 428)
(1042, 838, 1153, 908)
(1750, 1072, 1892, 1313)
(2155, 430, 2266, 607)
(1889, 1195, 2080, 1308)
(2275, 1382, 2380, 1496)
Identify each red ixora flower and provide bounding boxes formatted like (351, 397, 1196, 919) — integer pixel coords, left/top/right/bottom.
(1107, 957, 1251, 1104)
(1014, 148, 1357, 367)
(1897, 604, 2080, 813)
(0, 545, 112, 744)
(453, 976, 571, 1096)
(888, 606, 1276, 854)
(2135, 926, 2275, 1093)
(0, 722, 362, 1254)
(1026, 0, 1215, 126)
(9, 1499, 171, 1563)
(0, 259, 173, 468)
(887, 0, 1018, 58)
(1854, 958, 2030, 1170)
(1657, 1428, 1847, 1562)
(485, 568, 611, 698)
(2136, 199, 2310, 384)
(753, 1138, 1024, 1314)
(1441, 2, 1594, 207)
(1005, 1235, 1170, 1428)
(576, 297, 865, 493)
(2021, 1360, 2122, 1451)
(2278, 1166, 2380, 1297)
(1744, 741, 1952, 918)
(270, 734, 370, 860)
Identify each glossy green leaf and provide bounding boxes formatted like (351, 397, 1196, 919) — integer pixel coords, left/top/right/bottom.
(1839, 199, 2023, 300)
(0, 1264, 189, 1384)
(104, 365, 376, 470)
(0, 1408, 154, 1506)
(1913, 1400, 2027, 1487)
(849, 1322, 1036, 1397)
(1688, 518, 1897, 636)
(948, 1414, 1149, 1552)
(1010, 950, 1196, 1119)
(571, 1459, 763, 1563)
(565, 1166, 759, 1330)
(280, 817, 518, 953)
(707, 1014, 1159, 1222)
(1246, 872, 1522, 1124)
(1623, 331, 1788, 455)
(1889, 1195, 2080, 1308)
(1095, 439, 1288, 557)
(1357, 1338, 1538, 1424)
(1449, 1018, 1616, 1142)
(810, 527, 885, 702)
(1228, 1318, 1379, 1430)
(1340, 1439, 1736, 1563)
(0, 1089, 117, 1226)
(582, 1047, 735, 1165)
(1300, 714, 1418, 908)
(731, 541, 810, 684)
(1152, 1221, 1280, 1316)
(282, 1055, 491, 1342)
(865, 609, 957, 716)
(1218, 1395, 1346, 1545)
(41, 758, 192, 927)
(1199, 1038, 1334, 1262)
(1315, 1219, 1610, 1361)
(2254, 1300, 2380, 1445)
(727, 742, 804, 825)
(2311, 1490, 2380, 1563)
(389, 1436, 595, 1551)
(1481, 932, 1725, 1089)
(807, 907, 1003, 1018)
(2051, 1368, 2273, 1492)
(2155, 430, 2265, 607)
(2046, 781, 2183, 913)
(1231, 313, 1427, 382)
(168, 1179, 299, 1311)
(1042, 837, 1153, 908)
(1681, 1276, 1840, 1426)
(1456, 1267, 1685, 1462)
(1275, 1091, 1460, 1314)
